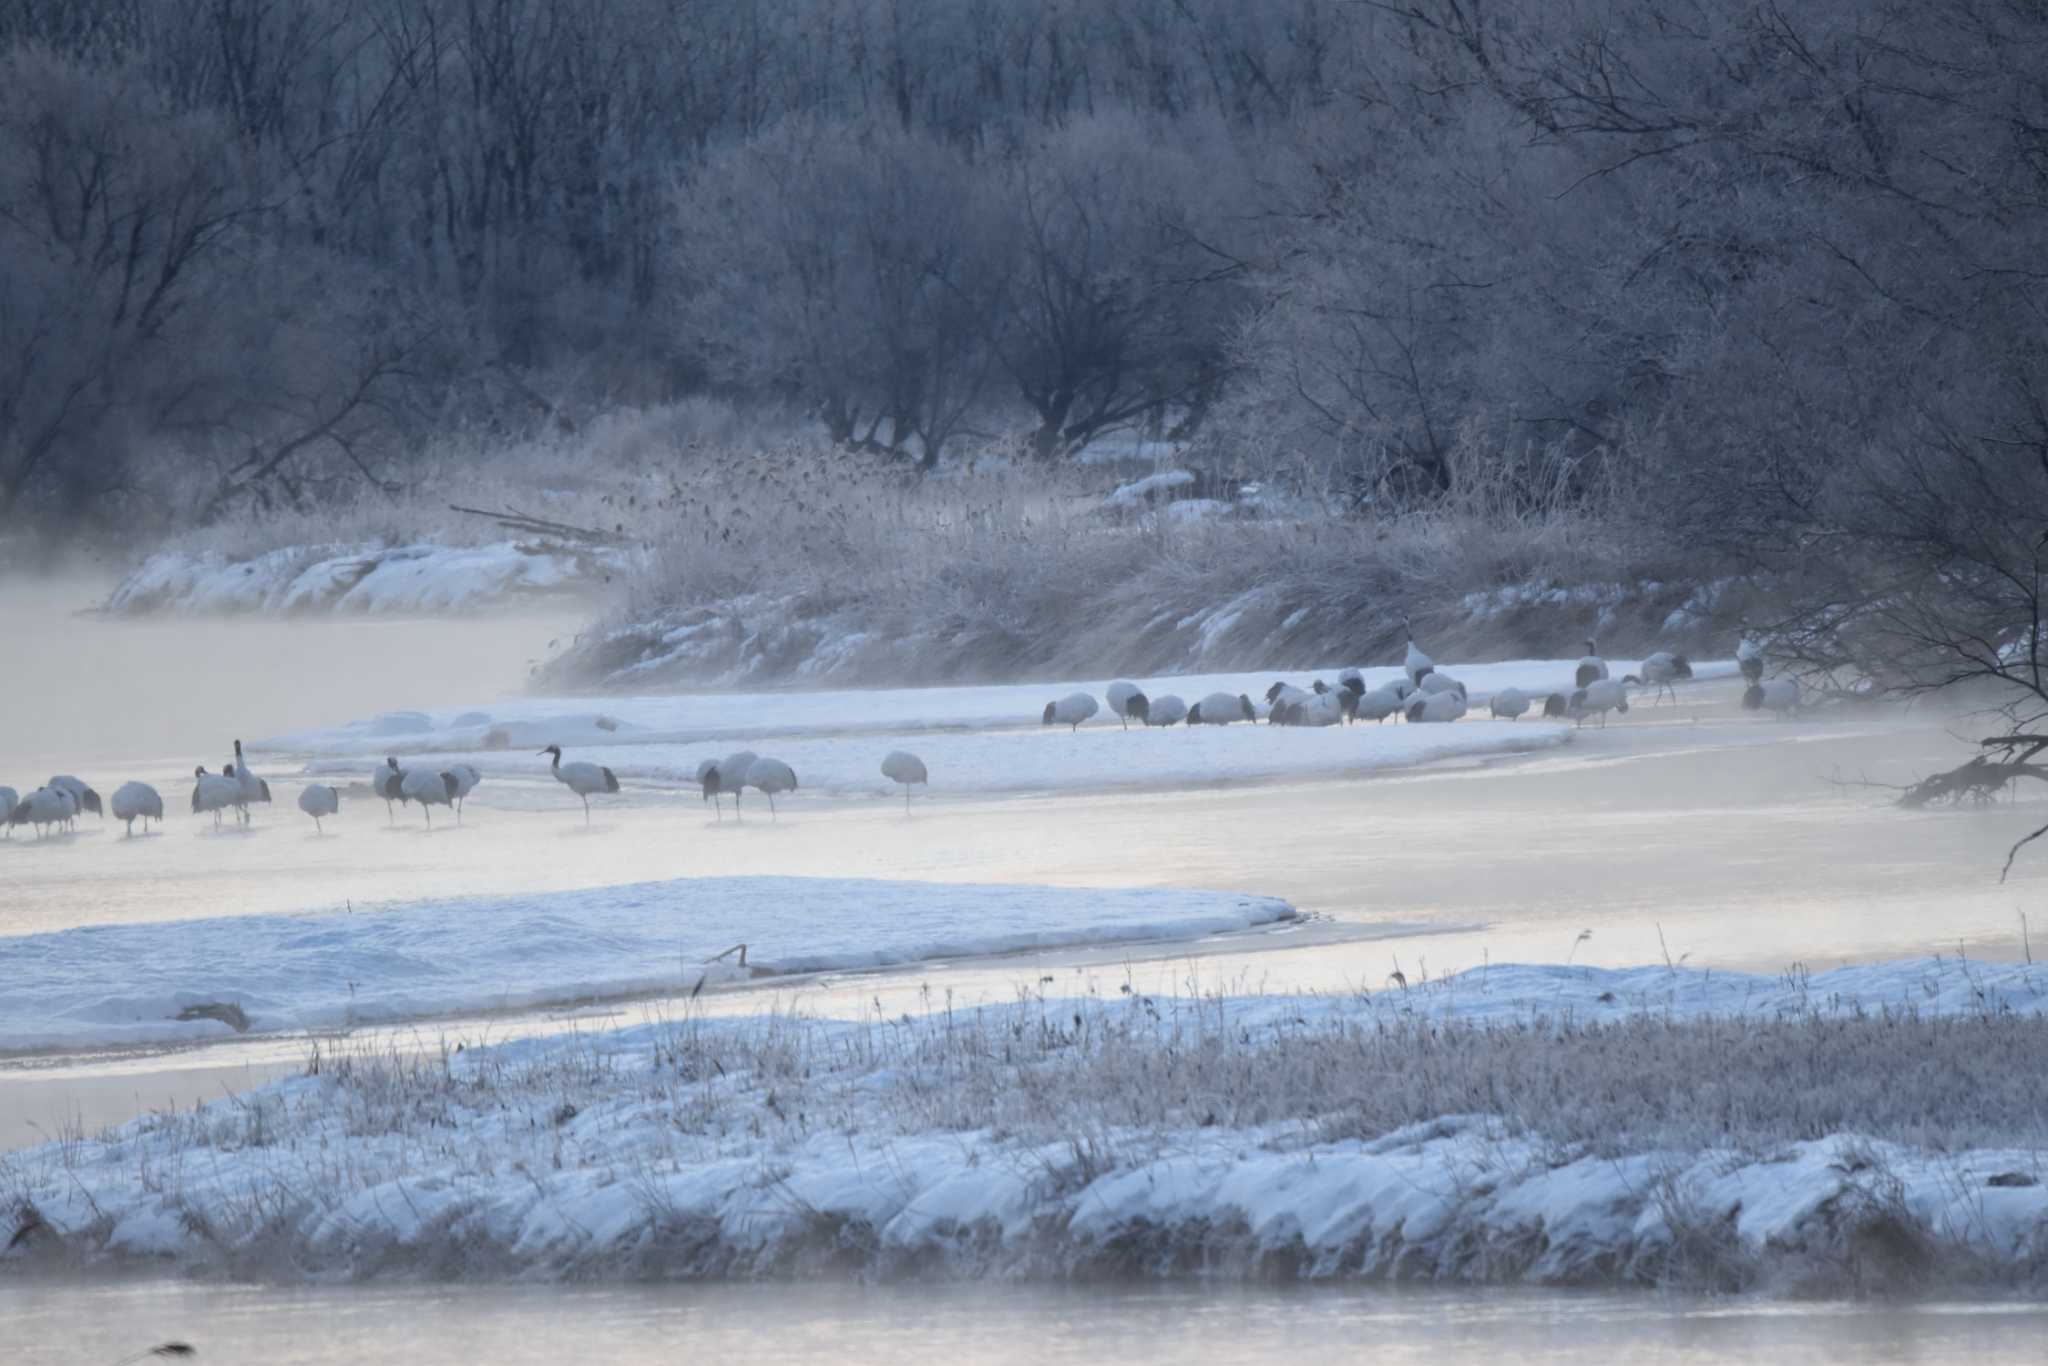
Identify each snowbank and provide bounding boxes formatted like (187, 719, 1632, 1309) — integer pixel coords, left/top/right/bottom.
(0, 878, 1295, 1052)
(262, 657, 1738, 759)
(104, 541, 624, 616)
(302, 715, 1575, 803)
(7, 958, 2047, 1289)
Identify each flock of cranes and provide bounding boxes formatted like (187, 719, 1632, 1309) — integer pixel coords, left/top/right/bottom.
(1039, 628, 1801, 738)
(4, 633, 1803, 841)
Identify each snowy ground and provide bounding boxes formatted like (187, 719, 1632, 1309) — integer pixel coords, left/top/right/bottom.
(253, 658, 1736, 805)
(103, 541, 624, 616)
(7, 955, 2046, 1290)
(261, 657, 1736, 756)
(0, 879, 1293, 1053)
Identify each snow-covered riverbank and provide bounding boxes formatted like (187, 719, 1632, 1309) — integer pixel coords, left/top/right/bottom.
(6, 957, 2045, 1292)
(104, 541, 624, 616)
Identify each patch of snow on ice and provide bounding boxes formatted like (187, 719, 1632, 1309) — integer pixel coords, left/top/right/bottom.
(0, 878, 1295, 1051)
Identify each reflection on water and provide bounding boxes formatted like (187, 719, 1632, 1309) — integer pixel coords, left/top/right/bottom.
(6, 1279, 2047, 1365)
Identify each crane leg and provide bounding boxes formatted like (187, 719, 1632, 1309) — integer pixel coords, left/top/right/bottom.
(768, 792, 777, 820)
(582, 794, 591, 825)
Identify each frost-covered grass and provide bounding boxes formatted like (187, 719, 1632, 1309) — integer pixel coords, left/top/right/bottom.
(8, 958, 2048, 1291)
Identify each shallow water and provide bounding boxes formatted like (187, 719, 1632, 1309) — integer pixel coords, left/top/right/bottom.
(6, 1280, 2048, 1364)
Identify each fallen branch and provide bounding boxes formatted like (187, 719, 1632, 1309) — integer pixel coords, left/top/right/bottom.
(446, 503, 626, 545)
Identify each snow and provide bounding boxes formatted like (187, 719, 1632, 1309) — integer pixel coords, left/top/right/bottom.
(261, 657, 1739, 759)
(0, 878, 1295, 1052)
(301, 714, 1576, 803)
(1102, 469, 1197, 508)
(8, 956, 2048, 1287)
(104, 540, 624, 616)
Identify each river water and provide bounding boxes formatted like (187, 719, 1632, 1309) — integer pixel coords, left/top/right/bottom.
(7, 1280, 2048, 1365)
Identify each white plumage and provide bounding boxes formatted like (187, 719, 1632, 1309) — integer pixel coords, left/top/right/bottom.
(700, 749, 758, 820)
(0, 786, 16, 837)
(1574, 639, 1609, 690)
(110, 781, 163, 835)
(1187, 692, 1256, 725)
(541, 745, 620, 823)
(48, 775, 103, 819)
(1144, 694, 1188, 726)
(227, 741, 271, 823)
(190, 767, 242, 829)
(9, 786, 75, 837)
(1273, 690, 1346, 727)
(1337, 667, 1366, 694)
(298, 783, 340, 834)
(1488, 686, 1532, 720)
(744, 756, 799, 818)
(1265, 680, 1314, 710)
(1568, 678, 1630, 727)
(445, 763, 482, 818)
(1742, 677, 1802, 718)
(372, 757, 406, 823)
(1356, 683, 1408, 723)
(1105, 681, 1150, 728)
(1405, 691, 1468, 724)
(881, 750, 927, 810)
(1042, 692, 1100, 731)
(1629, 652, 1693, 705)
(1402, 618, 1435, 684)
(1738, 637, 1765, 686)
(399, 765, 458, 827)
(1419, 672, 1465, 698)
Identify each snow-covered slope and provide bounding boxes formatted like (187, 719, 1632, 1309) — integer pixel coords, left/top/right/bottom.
(105, 541, 623, 616)
(7, 957, 2046, 1289)
(0, 878, 1295, 1052)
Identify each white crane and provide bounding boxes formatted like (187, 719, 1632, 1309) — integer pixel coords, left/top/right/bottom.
(1405, 691, 1468, 723)
(1274, 690, 1346, 727)
(1742, 677, 1802, 719)
(881, 750, 927, 810)
(1187, 692, 1256, 725)
(1314, 677, 1365, 723)
(1144, 694, 1188, 726)
(540, 745, 620, 823)
(9, 787, 74, 837)
(110, 781, 163, 836)
(1419, 672, 1466, 699)
(371, 757, 406, 824)
(1357, 681, 1409, 723)
(1042, 693, 1100, 732)
(1105, 682, 1150, 728)
(1738, 637, 1765, 687)
(1629, 652, 1693, 705)
(699, 749, 758, 820)
(1489, 686, 1532, 720)
(1402, 616, 1436, 684)
(743, 756, 799, 818)
(190, 767, 242, 830)
(445, 763, 482, 820)
(298, 783, 340, 834)
(0, 786, 17, 838)
(1568, 678, 1630, 727)
(1574, 639, 1609, 690)
(47, 775, 103, 820)
(219, 743, 271, 825)
(398, 765, 459, 828)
